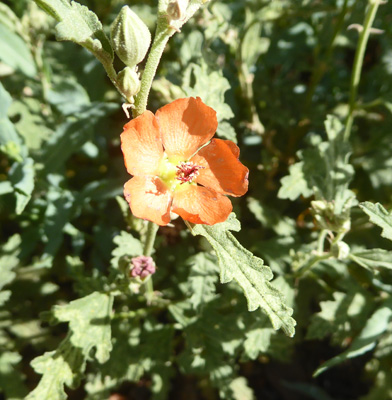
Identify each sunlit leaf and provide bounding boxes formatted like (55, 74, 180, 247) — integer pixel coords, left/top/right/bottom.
(243, 326, 273, 359)
(8, 157, 35, 214)
(27, 292, 114, 399)
(241, 21, 270, 68)
(0, 234, 20, 307)
(189, 214, 296, 336)
(0, 23, 36, 77)
(229, 377, 255, 400)
(111, 231, 143, 269)
(350, 249, 392, 270)
(185, 253, 219, 311)
(278, 115, 354, 213)
(0, 352, 28, 399)
(34, 0, 113, 65)
(360, 202, 392, 242)
(182, 62, 235, 132)
(313, 298, 392, 377)
(0, 82, 25, 161)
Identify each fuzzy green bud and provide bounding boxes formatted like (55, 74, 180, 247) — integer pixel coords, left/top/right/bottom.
(117, 67, 141, 101)
(331, 241, 350, 260)
(110, 6, 151, 68)
(167, 0, 189, 21)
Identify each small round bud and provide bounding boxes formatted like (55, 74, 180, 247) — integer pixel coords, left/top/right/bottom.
(110, 6, 151, 68)
(331, 241, 350, 260)
(117, 67, 141, 101)
(167, 0, 189, 21)
(130, 256, 156, 279)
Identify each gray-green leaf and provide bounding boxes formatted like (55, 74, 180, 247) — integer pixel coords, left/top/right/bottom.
(9, 157, 35, 214)
(350, 249, 392, 270)
(186, 253, 219, 311)
(278, 115, 354, 213)
(313, 297, 392, 377)
(360, 202, 392, 242)
(34, 0, 113, 65)
(27, 292, 114, 399)
(189, 214, 296, 336)
(0, 22, 36, 77)
(53, 291, 113, 362)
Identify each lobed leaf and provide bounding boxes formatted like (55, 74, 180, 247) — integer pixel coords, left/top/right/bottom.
(189, 214, 296, 336)
(278, 161, 312, 200)
(185, 253, 219, 311)
(243, 326, 273, 359)
(306, 287, 371, 343)
(241, 21, 270, 68)
(34, 0, 113, 66)
(0, 235, 20, 307)
(111, 231, 143, 269)
(278, 115, 354, 213)
(360, 202, 392, 242)
(0, 351, 28, 399)
(229, 377, 255, 400)
(182, 61, 237, 142)
(313, 297, 392, 377)
(350, 249, 392, 270)
(0, 82, 26, 161)
(0, 22, 36, 77)
(27, 340, 82, 400)
(8, 157, 35, 214)
(53, 291, 114, 363)
(27, 292, 114, 399)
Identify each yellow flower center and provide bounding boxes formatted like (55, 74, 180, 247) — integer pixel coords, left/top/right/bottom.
(158, 153, 202, 191)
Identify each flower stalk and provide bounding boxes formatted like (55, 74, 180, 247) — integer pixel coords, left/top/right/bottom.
(133, 20, 175, 118)
(343, 0, 382, 141)
(129, 13, 175, 295)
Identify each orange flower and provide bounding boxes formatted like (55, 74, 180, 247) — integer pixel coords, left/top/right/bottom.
(121, 97, 249, 226)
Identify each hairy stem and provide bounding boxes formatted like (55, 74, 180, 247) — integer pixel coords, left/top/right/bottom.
(143, 221, 159, 257)
(142, 221, 159, 297)
(102, 62, 132, 103)
(317, 229, 329, 254)
(305, 0, 350, 110)
(343, 0, 382, 141)
(133, 19, 174, 118)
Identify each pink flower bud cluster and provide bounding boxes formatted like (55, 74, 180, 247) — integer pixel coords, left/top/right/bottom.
(130, 256, 156, 279)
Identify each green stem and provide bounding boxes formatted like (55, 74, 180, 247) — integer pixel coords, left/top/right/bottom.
(317, 229, 329, 254)
(332, 230, 346, 246)
(133, 19, 174, 118)
(102, 62, 133, 103)
(343, 0, 381, 141)
(142, 221, 159, 298)
(296, 253, 331, 276)
(143, 221, 159, 257)
(358, 97, 383, 109)
(121, 17, 175, 294)
(305, 0, 350, 110)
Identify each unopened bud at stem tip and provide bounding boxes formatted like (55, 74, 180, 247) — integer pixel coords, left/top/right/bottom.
(110, 6, 151, 68)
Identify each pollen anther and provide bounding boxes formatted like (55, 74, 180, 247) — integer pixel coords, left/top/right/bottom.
(176, 161, 204, 184)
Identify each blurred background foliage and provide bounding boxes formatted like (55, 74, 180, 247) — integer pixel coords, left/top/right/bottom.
(1, 0, 392, 399)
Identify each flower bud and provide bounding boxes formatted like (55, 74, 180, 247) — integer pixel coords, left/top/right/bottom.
(130, 256, 156, 279)
(167, 0, 189, 21)
(331, 241, 350, 260)
(110, 6, 151, 68)
(117, 67, 141, 101)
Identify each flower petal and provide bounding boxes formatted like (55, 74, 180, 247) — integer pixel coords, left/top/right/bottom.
(155, 97, 218, 160)
(124, 176, 172, 226)
(172, 185, 232, 225)
(121, 111, 163, 176)
(191, 139, 249, 197)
